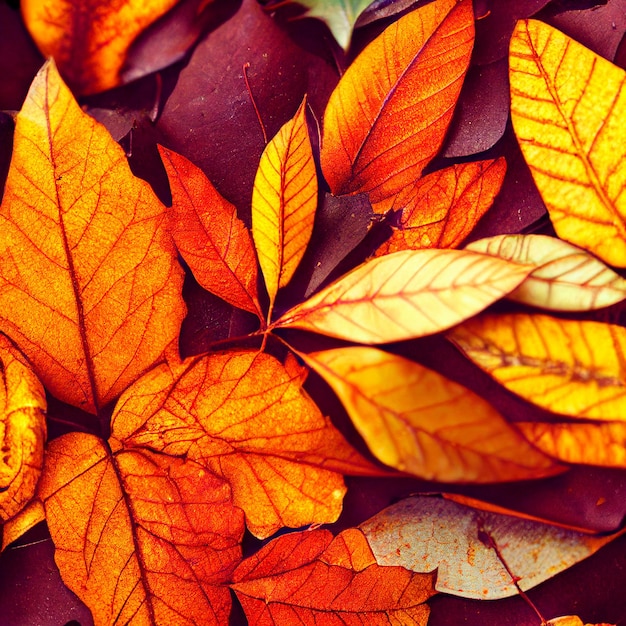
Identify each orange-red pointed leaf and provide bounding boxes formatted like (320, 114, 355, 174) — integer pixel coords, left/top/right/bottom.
(547, 617, 615, 626)
(111, 350, 380, 539)
(252, 98, 317, 310)
(376, 159, 506, 255)
(321, 0, 474, 210)
(159, 146, 262, 318)
(301, 347, 559, 481)
(0, 61, 185, 413)
(510, 20, 626, 267)
(230, 527, 436, 625)
(39, 432, 244, 626)
(276, 249, 531, 343)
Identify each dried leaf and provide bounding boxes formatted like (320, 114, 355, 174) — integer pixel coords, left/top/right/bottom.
(301, 346, 559, 481)
(111, 350, 380, 539)
(510, 19, 626, 267)
(275, 249, 531, 343)
(466, 234, 626, 310)
(159, 146, 263, 318)
(230, 527, 436, 625)
(0, 61, 185, 413)
(21, 0, 181, 94)
(252, 98, 317, 311)
(360, 495, 621, 599)
(376, 159, 506, 256)
(321, 0, 474, 211)
(449, 314, 626, 420)
(39, 432, 244, 626)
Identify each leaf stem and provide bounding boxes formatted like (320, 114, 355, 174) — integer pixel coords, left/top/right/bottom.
(243, 62, 268, 144)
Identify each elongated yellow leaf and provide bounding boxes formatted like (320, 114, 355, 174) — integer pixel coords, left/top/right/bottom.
(301, 347, 559, 481)
(510, 20, 626, 266)
(275, 249, 531, 343)
(449, 314, 626, 420)
(252, 98, 317, 310)
(466, 234, 626, 310)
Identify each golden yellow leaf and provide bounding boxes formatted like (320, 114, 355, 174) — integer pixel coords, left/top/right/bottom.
(22, 0, 181, 94)
(547, 617, 615, 626)
(275, 249, 531, 343)
(252, 98, 317, 312)
(321, 0, 474, 211)
(1, 499, 45, 551)
(510, 20, 626, 267)
(0, 335, 46, 523)
(111, 350, 380, 539)
(0, 61, 185, 413)
(301, 347, 559, 481)
(449, 314, 626, 420)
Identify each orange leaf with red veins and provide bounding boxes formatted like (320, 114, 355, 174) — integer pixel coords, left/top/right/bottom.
(0, 61, 185, 414)
(275, 249, 531, 343)
(321, 0, 474, 211)
(252, 98, 317, 312)
(111, 350, 381, 539)
(21, 0, 182, 94)
(39, 432, 244, 626)
(159, 146, 263, 319)
(376, 159, 506, 256)
(230, 527, 436, 625)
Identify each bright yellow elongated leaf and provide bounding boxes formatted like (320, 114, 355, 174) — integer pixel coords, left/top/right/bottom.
(111, 350, 381, 539)
(321, 0, 474, 211)
(449, 314, 626, 420)
(301, 347, 559, 481)
(252, 98, 317, 312)
(510, 20, 626, 267)
(0, 335, 46, 523)
(275, 249, 531, 343)
(466, 234, 626, 310)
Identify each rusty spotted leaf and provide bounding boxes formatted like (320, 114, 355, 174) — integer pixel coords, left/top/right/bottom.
(449, 314, 626, 420)
(0, 61, 185, 414)
(111, 350, 380, 539)
(252, 98, 317, 312)
(301, 347, 559, 481)
(159, 146, 263, 319)
(510, 20, 626, 267)
(230, 527, 436, 625)
(0, 335, 46, 523)
(21, 0, 181, 94)
(466, 234, 626, 311)
(376, 159, 507, 256)
(275, 249, 531, 343)
(360, 495, 622, 600)
(321, 0, 474, 211)
(39, 432, 244, 626)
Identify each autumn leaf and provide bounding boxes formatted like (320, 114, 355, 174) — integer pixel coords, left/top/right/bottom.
(252, 97, 317, 314)
(0, 60, 185, 414)
(466, 234, 626, 311)
(21, 0, 183, 94)
(0, 335, 46, 523)
(547, 617, 615, 626)
(230, 527, 436, 625)
(159, 145, 263, 319)
(360, 495, 621, 600)
(510, 19, 626, 267)
(449, 314, 626, 421)
(321, 0, 474, 211)
(111, 350, 380, 538)
(1, 500, 45, 551)
(275, 249, 531, 343)
(300, 346, 559, 481)
(376, 159, 506, 256)
(38, 431, 244, 626)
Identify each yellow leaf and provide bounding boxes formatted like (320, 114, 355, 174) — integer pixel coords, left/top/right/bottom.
(301, 347, 560, 481)
(510, 20, 626, 267)
(252, 98, 317, 313)
(1, 500, 45, 551)
(449, 314, 626, 420)
(275, 249, 531, 343)
(466, 234, 626, 310)
(321, 0, 474, 211)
